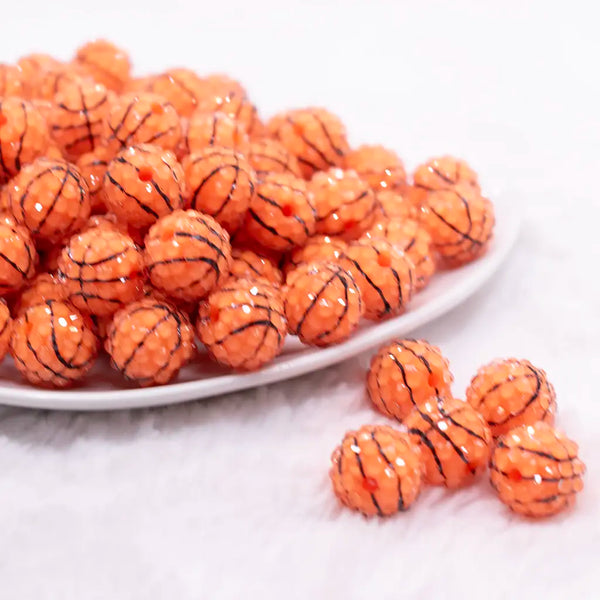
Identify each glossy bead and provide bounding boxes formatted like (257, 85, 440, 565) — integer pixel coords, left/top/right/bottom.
(228, 248, 283, 286)
(284, 235, 347, 279)
(344, 145, 407, 193)
(76, 146, 114, 213)
(375, 190, 418, 221)
(0, 217, 37, 294)
(330, 424, 423, 516)
(74, 39, 131, 93)
(181, 110, 250, 157)
(144, 68, 205, 117)
(367, 339, 453, 421)
(405, 396, 492, 488)
(15, 272, 65, 314)
(490, 422, 585, 517)
(247, 138, 302, 178)
(466, 358, 557, 437)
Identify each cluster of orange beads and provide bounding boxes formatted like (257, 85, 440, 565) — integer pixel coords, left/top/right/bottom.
(330, 339, 585, 519)
(0, 39, 498, 390)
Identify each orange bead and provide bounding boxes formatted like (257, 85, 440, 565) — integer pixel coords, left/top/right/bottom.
(367, 339, 453, 421)
(10, 300, 98, 388)
(420, 184, 495, 267)
(103, 92, 181, 154)
(284, 261, 363, 346)
(330, 424, 423, 516)
(344, 145, 407, 193)
(36, 63, 90, 101)
(104, 144, 185, 229)
(182, 146, 255, 233)
(490, 422, 585, 517)
(247, 138, 302, 178)
(144, 68, 206, 117)
(181, 111, 250, 157)
(49, 78, 113, 159)
(0, 216, 36, 294)
(284, 235, 347, 278)
(375, 190, 418, 221)
(309, 168, 376, 240)
(76, 145, 115, 213)
(339, 238, 415, 320)
(0, 299, 12, 361)
(0, 64, 26, 98)
(363, 219, 435, 290)
(8, 157, 90, 245)
(405, 396, 492, 488)
(227, 248, 282, 286)
(240, 172, 315, 252)
(466, 358, 557, 437)
(197, 278, 286, 371)
(74, 39, 131, 93)
(58, 228, 145, 316)
(414, 155, 480, 194)
(81, 213, 128, 235)
(0, 97, 50, 182)
(105, 297, 195, 386)
(144, 209, 232, 301)
(15, 272, 65, 314)
(17, 53, 61, 96)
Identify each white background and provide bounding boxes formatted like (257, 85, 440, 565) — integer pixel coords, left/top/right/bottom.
(1, 1, 599, 598)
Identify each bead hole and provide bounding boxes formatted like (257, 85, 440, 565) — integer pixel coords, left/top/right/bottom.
(281, 204, 294, 217)
(151, 102, 164, 115)
(138, 167, 154, 182)
(0, 113, 7, 127)
(508, 469, 522, 482)
(377, 252, 391, 267)
(210, 306, 220, 323)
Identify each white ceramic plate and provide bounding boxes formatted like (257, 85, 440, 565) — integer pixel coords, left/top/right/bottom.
(0, 197, 519, 411)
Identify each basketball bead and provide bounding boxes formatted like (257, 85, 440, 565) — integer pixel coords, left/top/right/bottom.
(144, 209, 232, 301)
(74, 39, 131, 93)
(330, 424, 423, 516)
(17, 53, 61, 96)
(15, 272, 65, 314)
(106, 297, 195, 386)
(10, 300, 98, 388)
(367, 339, 453, 421)
(375, 190, 418, 221)
(35, 63, 90, 101)
(466, 358, 557, 437)
(8, 157, 90, 244)
(284, 261, 363, 347)
(489, 422, 585, 518)
(247, 138, 302, 178)
(197, 278, 286, 371)
(103, 144, 185, 229)
(414, 155, 480, 194)
(228, 248, 283, 286)
(182, 147, 255, 233)
(344, 145, 407, 193)
(58, 228, 145, 316)
(76, 145, 114, 212)
(181, 111, 250, 157)
(0, 218, 38, 296)
(284, 235, 347, 279)
(145, 68, 206, 117)
(405, 396, 493, 488)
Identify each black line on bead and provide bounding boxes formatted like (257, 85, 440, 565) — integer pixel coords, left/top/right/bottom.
(352, 435, 383, 516)
(371, 430, 406, 511)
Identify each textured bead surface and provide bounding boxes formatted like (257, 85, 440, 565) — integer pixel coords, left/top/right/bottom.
(17, 53, 60, 97)
(75, 39, 131, 92)
(414, 155, 480, 193)
(0, 217, 36, 293)
(58, 228, 145, 316)
(339, 238, 415, 320)
(15, 272, 65, 313)
(405, 396, 492, 488)
(103, 92, 181, 154)
(0, 64, 26, 98)
(144, 68, 206, 117)
(420, 183, 495, 266)
(106, 297, 195, 386)
(8, 157, 90, 244)
(241, 172, 315, 251)
(344, 145, 407, 193)
(197, 278, 286, 371)
(489, 422, 585, 517)
(0, 299, 11, 362)
(267, 108, 349, 178)
(0, 97, 50, 182)
(284, 235, 347, 278)
(10, 300, 98, 387)
(144, 209, 231, 301)
(309, 168, 376, 240)
(367, 339, 453, 421)
(363, 218, 435, 290)
(330, 424, 423, 516)
(466, 358, 557, 437)
(49, 78, 112, 158)
(284, 261, 363, 346)
(247, 138, 302, 178)
(228, 248, 282, 286)
(104, 144, 185, 229)
(375, 190, 418, 221)
(76, 145, 114, 212)
(182, 147, 255, 233)
(181, 111, 250, 157)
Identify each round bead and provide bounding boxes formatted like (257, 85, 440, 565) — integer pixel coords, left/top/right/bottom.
(344, 145, 407, 193)
(0, 299, 12, 362)
(105, 297, 195, 386)
(10, 300, 98, 387)
(74, 39, 131, 93)
(367, 339, 453, 421)
(228, 248, 283, 286)
(15, 272, 65, 314)
(0, 64, 26, 98)
(241, 172, 315, 252)
(36, 63, 90, 101)
(182, 146, 255, 233)
(420, 184, 495, 266)
(375, 190, 418, 221)
(309, 168, 376, 240)
(489, 422, 585, 517)
(103, 92, 181, 154)
(284, 235, 347, 278)
(0, 97, 50, 182)
(284, 261, 363, 346)
(414, 155, 480, 194)
(247, 138, 302, 178)
(197, 278, 286, 371)
(103, 144, 185, 229)
(330, 424, 423, 516)
(267, 108, 349, 178)
(8, 157, 90, 244)
(144, 209, 232, 301)
(466, 358, 557, 437)
(405, 396, 492, 488)
(17, 53, 60, 96)
(58, 228, 145, 316)
(0, 217, 36, 293)
(181, 111, 250, 157)
(145, 68, 206, 117)
(339, 238, 415, 320)
(76, 145, 114, 213)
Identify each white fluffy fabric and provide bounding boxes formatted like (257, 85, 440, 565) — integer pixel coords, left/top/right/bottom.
(0, 2, 598, 598)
